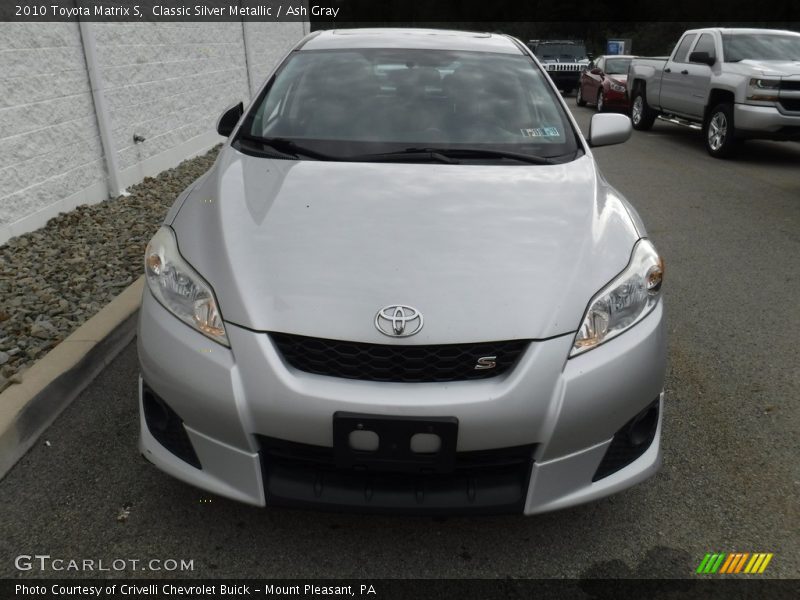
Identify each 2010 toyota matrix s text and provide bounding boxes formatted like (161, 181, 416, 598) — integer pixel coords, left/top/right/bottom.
(137, 29, 666, 515)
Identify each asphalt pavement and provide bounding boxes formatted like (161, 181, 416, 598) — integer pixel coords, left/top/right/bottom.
(1, 104, 798, 579)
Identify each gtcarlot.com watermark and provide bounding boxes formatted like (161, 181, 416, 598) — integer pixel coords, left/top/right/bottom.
(15, 554, 194, 572)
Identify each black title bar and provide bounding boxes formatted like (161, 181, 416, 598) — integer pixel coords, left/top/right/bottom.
(3, 0, 800, 22)
(3, 578, 799, 600)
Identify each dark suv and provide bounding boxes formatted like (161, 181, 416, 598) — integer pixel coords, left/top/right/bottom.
(527, 40, 590, 93)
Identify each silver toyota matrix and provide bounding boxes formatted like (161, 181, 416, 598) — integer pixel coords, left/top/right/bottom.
(138, 29, 666, 515)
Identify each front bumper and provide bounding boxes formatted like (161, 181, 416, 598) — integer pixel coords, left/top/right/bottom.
(138, 289, 666, 515)
(603, 88, 630, 110)
(734, 103, 800, 139)
(546, 70, 581, 91)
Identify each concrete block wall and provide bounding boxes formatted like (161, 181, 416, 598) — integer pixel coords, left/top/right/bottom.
(95, 22, 251, 184)
(243, 22, 309, 96)
(0, 21, 307, 245)
(0, 22, 107, 240)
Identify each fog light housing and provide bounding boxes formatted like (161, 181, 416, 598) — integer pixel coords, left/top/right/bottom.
(142, 383, 201, 469)
(593, 397, 660, 481)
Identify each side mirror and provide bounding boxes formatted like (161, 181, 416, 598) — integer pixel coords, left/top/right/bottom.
(588, 113, 632, 147)
(216, 101, 244, 137)
(688, 51, 715, 66)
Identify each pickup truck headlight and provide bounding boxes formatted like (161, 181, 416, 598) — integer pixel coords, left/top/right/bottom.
(144, 226, 229, 346)
(570, 239, 663, 357)
(747, 78, 781, 101)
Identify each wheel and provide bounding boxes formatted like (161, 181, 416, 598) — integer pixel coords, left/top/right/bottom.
(596, 90, 605, 112)
(630, 89, 656, 130)
(576, 85, 587, 107)
(704, 103, 738, 158)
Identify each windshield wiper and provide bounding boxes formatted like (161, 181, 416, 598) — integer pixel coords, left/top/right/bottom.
(347, 148, 460, 164)
(236, 138, 557, 165)
(237, 134, 337, 160)
(403, 147, 556, 165)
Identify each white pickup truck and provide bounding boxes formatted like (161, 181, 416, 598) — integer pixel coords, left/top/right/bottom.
(627, 28, 800, 157)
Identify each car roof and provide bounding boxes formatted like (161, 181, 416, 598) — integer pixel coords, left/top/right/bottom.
(302, 28, 523, 54)
(684, 27, 800, 36)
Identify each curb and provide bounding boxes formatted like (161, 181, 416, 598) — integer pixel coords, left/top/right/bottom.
(0, 276, 144, 480)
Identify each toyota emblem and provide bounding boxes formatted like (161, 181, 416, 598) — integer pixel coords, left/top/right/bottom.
(374, 305, 423, 337)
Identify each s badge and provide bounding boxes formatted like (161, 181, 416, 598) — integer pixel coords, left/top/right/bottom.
(474, 356, 497, 370)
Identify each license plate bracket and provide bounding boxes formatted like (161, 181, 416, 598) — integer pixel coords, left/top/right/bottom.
(333, 412, 458, 474)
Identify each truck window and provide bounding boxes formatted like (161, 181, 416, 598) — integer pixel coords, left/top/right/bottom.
(721, 33, 800, 62)
(693, 34, 716, 59)
(672, 34, 698, 63)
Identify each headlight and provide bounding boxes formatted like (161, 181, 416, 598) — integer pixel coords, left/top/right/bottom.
(570, 239, 663, 357)
(144, 226, 229, 346)
(749, 78, 780, 89)
(747, 78, 780, 101)
(610, 82, 626, 92)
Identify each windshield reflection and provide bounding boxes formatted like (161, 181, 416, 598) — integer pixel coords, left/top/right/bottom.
(240, 48, 577, 159)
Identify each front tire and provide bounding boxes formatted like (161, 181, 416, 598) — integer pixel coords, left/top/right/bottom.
(704, 103, 738, 158)
(597, 90, 605, 113)
(576, 85, 587, 107)
(631, 89, 656, 130)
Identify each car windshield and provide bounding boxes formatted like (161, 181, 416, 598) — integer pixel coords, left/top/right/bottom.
(239, 48, 578, 161)
(534, 44, 586, 61)
(722, 33, 800, 62)
(604, 58, 631, 75)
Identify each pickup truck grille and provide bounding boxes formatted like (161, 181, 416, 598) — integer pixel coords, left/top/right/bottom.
(779, 99, 800, 112)
(270, 333, 530, 383)
(779, 81, 800, 91)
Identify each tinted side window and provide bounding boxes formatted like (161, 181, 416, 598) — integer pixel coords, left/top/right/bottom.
(595, 58, 604, 71)
(693, 33, 716, 59)
(673, 34, 698, 63)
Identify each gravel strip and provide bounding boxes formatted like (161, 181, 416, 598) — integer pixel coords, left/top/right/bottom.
(0, 146, 221, 393)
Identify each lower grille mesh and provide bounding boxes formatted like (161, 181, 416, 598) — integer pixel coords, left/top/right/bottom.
(258, 436, 536, 514)
(270, 333, 530, 383)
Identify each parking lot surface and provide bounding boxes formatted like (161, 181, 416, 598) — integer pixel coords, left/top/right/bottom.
(1, 106, 798, 579)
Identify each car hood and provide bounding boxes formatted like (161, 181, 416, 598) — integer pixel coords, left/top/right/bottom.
(608, 74, 628, 85)
(736, 59, 800, 77)
(170, 149, 641, 344)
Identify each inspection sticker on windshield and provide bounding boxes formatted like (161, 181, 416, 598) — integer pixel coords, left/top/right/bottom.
(521, 127, 560, 137)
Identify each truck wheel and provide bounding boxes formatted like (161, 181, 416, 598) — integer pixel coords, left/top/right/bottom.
(705, 103, 738, 158)
(596, 90, 605, 113)
(576, 85, 587, 107)
(631, 90, 656, 130)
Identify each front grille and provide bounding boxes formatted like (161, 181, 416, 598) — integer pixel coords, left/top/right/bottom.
(780, 80, 800, 91)
(779, 98, 800, 112)
(258, 436, 535, 514)
(547, 63, 582, 72)
(270, 333, 530, 383)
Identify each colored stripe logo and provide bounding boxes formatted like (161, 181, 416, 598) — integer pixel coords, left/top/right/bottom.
(696, 552, 773, 574)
